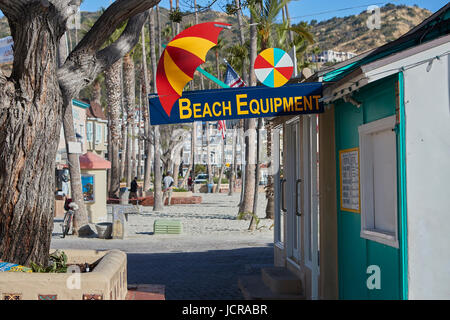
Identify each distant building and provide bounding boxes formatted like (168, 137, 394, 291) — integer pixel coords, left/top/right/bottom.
(85, 100, 108, 158)
(56, 99, 89, 165)
(312, 50, 356, 63)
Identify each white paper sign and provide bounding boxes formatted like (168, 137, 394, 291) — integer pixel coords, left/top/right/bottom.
(68, 141, 82, 154)
(340, 148, 360, 213)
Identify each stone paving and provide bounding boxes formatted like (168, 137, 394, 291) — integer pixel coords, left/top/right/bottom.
(51, 193, 274, 300)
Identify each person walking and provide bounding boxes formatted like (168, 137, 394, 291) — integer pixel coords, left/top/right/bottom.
(129, 177, 138, 205)
(187, 176, 193, 192)
(163, 171, 174, 206)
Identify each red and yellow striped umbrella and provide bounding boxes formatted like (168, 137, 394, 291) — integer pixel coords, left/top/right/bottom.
(156, 22, 231, 117)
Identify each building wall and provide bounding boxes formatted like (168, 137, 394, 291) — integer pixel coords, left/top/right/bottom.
(318, 104, 339, 299)
(404, 54, 450, 299)
(56, 102, 88, 164)
(334, 75, 402, 299)
(82, 169, 108, 224)
(86, 119, 108, 156)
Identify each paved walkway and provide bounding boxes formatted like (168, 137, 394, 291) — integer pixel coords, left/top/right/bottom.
(51, 193, 274, 300)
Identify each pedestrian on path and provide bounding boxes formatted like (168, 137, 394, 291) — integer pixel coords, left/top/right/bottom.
(129, 177, 138, 205)
(163, 172, 174, 206)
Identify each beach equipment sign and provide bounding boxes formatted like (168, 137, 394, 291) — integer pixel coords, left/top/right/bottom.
(149, 82, 323, 125)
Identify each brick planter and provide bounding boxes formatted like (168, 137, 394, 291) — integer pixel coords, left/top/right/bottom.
(0, 249, 127, 300)
(140, 195, 202, 206)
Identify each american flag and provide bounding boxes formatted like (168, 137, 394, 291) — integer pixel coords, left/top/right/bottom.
(224, 61, 246, 88)
(220, 61, 246, 139)
(218, 120, 226, 139)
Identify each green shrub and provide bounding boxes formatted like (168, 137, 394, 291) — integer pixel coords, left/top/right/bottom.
(213, 177, 229, 184)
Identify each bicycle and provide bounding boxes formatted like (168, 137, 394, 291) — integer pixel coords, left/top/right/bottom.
(61, 202, 79, 238)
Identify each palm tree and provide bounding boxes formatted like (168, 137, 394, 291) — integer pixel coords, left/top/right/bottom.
(225, 43, 248, 77)
(239, 6, 258, 219)
(123, 52, 136, 188)
(148, 8, 163, 210)
(58, 34, 93, 236)
(212, 38, 226, 87)
(250, 0, 314, 219)
(105, 59, 123, 198)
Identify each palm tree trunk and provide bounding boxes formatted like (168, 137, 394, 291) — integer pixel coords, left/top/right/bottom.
(120, 63, 127, 181)
(137, 82, 142, 180)
(123, 53, 136, 187)
(238, 120, 245, 206)
(143, 10, 155, 192)
(205, 122, 213, 184)
(215, 51, 221, 87)
(104, 58, 122, 198)
(265, 121, 274, 219)
(169, 0, 175, 38)
(194, 0, 205, 90)
(58, 33, 93, 237)
(148, 9, 163, 209)
(239, 13, 258, 218)
(215, 136, 225, 193)
(249, 118, 262, 230)
(240, 118, 256, 218)
(235, 0, 248, 84)
(175, 0, 180, 35)
(153, 125, 164, 210)
(156, 5, 162, 57)
(228, 125, 237, 196)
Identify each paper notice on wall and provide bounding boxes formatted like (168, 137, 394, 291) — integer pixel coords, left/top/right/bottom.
(0, 36, 13, 64)
(340, 148, 360, 213)
(68, 141, 82, 154)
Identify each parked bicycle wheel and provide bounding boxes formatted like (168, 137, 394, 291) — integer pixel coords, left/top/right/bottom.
(61, 212, 71, 238)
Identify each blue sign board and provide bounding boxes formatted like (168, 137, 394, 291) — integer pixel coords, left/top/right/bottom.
(149, 82, 323, 125)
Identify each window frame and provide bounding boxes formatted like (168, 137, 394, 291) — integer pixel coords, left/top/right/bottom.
(358, 115, 399, 248)
(86, 122, 93, 142)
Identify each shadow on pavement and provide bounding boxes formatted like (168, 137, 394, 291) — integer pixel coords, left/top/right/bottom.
(126, 244, 274, 300)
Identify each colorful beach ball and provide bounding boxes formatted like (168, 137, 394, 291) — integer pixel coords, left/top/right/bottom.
(254, 48, 294, 88)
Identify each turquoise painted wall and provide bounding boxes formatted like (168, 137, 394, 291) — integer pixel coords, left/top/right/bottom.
(334, 75, 402, 299)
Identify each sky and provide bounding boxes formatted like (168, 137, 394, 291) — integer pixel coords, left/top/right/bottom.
(80, 0, 449, 23)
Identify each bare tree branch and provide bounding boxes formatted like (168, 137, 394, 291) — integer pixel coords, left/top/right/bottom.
(58, 0, 160, 100)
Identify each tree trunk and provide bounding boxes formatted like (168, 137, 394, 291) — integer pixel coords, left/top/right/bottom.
(123, 53, 136, 187)
(153, 125, 164, 210)
(181, 122, 196, 188)
(58, 32, 92, 237)
(228, 125, 237, 196)
(215, 51, 221, 88)
(175, 0, 180, 35)
(105, 59, 122, 198)
(0, 9, 63, 265)
(205, 122, 213, 184)
(194, 0, 204, 91)
(235, 0, 248, 84)
(249, 118, 262, 230)
(239, 14, 258, 218)
(238, 120, 245, 206)
(137, 80, 142, 181)
(144, 9, 157, 192)
(239, 119, 256, 218)
(120, 64, 127, 182)
(265, 122, 274, 219)
(156, 5, 162, 57)
(215, 136, 225, 193)
(0, 0, 161, 266)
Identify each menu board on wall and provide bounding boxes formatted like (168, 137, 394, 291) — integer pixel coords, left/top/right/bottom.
(339, 148, 360, 213)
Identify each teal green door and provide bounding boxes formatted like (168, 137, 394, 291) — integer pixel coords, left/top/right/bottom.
(334, 76, 403, 299)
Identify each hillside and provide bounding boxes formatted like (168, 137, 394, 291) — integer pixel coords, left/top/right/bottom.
(309, 3, 432, 54)
(0, 4, 433, 59)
